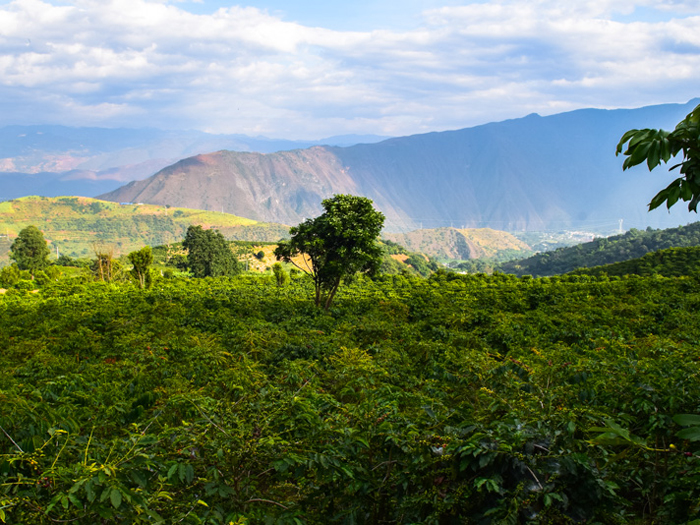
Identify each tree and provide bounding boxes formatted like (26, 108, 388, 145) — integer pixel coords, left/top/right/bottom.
(9, 225, 50, 278)
(92, 244, 121, 282)
(182, 225, 240, 278)
(274, 194, 385, 310)
(271, 262, 289, 287)
(128, 246, 153, 289)
(617, 102, 700, 211)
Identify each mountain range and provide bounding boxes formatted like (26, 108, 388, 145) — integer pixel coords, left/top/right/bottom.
(98, 99, 700, 232)
(0, 126, 388, 200)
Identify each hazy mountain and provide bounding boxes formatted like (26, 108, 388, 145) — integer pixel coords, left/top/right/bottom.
(0, 126, 389, 200)
(100, 99, 700, 232)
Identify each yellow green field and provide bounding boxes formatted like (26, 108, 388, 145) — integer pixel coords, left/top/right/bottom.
(0, 196, 289, 263)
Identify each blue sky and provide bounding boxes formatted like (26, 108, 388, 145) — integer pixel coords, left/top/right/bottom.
(177, 0, 454, 30)
(0, 0, 699, 138)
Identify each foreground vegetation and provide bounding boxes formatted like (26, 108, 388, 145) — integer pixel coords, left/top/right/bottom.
(1, 271, 700, 524)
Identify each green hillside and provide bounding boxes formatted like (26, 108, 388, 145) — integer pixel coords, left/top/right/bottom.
(499, 222, 700, 276)
(0, 196, 290, 263)
(570, 245, 700, 278)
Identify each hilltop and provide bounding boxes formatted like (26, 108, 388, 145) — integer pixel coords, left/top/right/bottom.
(0, 196, 289, 262)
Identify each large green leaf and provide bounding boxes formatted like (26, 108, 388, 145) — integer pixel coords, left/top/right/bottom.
(110, 488, 122, 509)
(673, 414, 700, 427)
(676, 427, 700, 441)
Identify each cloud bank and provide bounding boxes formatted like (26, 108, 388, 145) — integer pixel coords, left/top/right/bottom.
(0, 0, 698, 138)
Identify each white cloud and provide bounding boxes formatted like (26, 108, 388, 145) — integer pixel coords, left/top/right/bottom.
(0, 0, 698, 138)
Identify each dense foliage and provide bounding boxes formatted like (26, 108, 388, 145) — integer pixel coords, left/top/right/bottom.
(500, 222, 700, 276)
(9, 225, 50, 277)
(183, 226, 241, 278)
(617, 102, 700, 212)
(128, 246, 154, 289)
(1, 271, 700, 524)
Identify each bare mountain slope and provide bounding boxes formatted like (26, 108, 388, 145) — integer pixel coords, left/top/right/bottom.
(101, 148, 361, 225)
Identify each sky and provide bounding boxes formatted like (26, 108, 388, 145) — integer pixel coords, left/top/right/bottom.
(0, 0, 699, 139)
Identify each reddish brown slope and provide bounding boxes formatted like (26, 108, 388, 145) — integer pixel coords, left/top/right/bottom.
(99, 148, 362, 226)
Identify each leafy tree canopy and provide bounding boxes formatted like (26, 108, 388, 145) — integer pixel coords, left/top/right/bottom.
(9, 225, 50, 277)
(617, 102, 700, 211)
(182, 225, 240, 278)
(275, 194, 385, 309)
(128, 245, 153, 289)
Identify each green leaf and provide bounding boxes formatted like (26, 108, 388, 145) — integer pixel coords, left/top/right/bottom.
(85, 480, 96, 503)
(99, 486, 111, 503)
(667, 185, 681, 208)
(69, 479, 86, 493)
(185, 464, 195, 484)
(677, 427, 700, 442)
(680, 180, 694, 201)
(110, 488, 122, 509)
(68, 493, 81, 509)
(178, 463, 186, 483)
(649, 190, 668, 211)
(616, 129, 640, 154)
(647, 141, 661, 170)
(628, 141, 653, 168)
(673, 414, 700, 426)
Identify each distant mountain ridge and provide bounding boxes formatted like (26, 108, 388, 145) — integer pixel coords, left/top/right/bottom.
(100, 99, 700, 232)
(0, 126, 389, 200)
